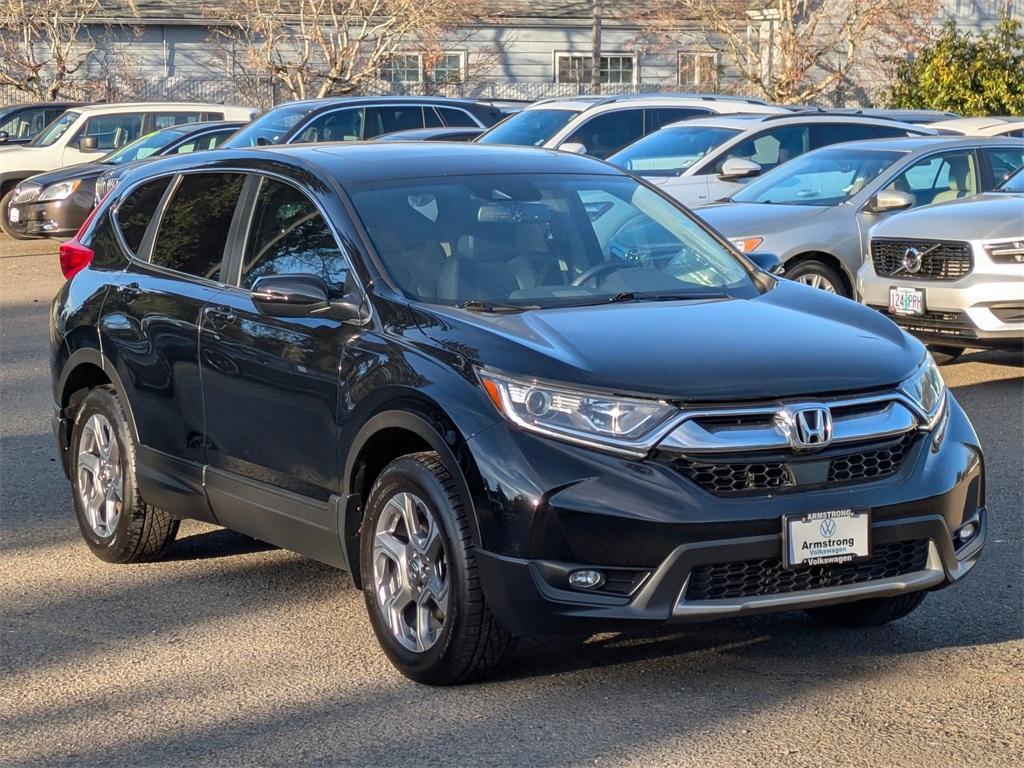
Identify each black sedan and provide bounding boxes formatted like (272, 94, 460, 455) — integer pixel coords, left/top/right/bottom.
(3, 120, 243, 239)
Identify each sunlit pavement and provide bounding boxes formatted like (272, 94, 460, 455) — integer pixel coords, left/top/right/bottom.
(2, 234, 1021, 768)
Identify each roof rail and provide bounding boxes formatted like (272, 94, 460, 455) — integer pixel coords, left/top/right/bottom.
(529, 91, 772, 109)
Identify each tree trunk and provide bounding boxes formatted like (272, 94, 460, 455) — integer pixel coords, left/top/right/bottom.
(591, 0, 602, 95)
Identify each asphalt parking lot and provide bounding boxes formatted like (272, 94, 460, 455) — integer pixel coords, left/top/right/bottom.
(1, 234, 1022, 768)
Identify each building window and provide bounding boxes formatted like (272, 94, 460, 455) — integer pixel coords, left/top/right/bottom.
(679, 52, 719, 90)
(555, 54, 636, 85)
(431, 52, 465, 84)
(381, 54, 423, 83)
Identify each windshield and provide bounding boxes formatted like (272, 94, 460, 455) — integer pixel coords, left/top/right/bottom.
(347, 173, 758, 309)
(101, 128, 183, 165)
(731, 147, 904, 206)
(220, 105, 315, 148)
(30, 111, 79, 147)
(609, 126, 742, 176)
(996, 166, 1024, 192)
(476, 109, 578, 147)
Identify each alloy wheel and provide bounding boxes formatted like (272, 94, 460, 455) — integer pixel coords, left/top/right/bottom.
(795, 273, 838, 293)
(76, 413, 124, 538)
(372, 491, 450, 653)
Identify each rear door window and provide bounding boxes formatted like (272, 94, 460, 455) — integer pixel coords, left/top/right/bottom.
(983, 147, 1024, 186)
(294, 108, 364, 143)
(78, 113, 145, 150)
(565, 109, 644, 159)
(152, 112, 203, 130)
(713, 125, 810, 173)
(437, 107, 478, 127)
(364, 106, 427, 138)
(115, 177, 172, 255)
(150, 173, 246, 281)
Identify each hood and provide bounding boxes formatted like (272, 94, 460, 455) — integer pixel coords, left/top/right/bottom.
(871, 193, 1024, 241)
(16, 162, 107, 189)
(696, 202, 833, 237)
(414, 280, 922, 403)
(0, 145, 47, 175)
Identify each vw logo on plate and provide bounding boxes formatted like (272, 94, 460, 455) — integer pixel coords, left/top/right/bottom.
(820, 518, 838, 538)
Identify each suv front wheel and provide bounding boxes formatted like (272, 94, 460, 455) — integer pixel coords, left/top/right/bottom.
(786, 259, 848, 297)
(360, 451, 516, 684)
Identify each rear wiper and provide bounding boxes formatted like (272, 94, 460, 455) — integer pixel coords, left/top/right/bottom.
(460, 299, 536, 313)
(605, 291, 730, 304)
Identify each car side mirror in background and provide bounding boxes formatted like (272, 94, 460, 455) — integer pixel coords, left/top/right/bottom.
(0, 130, 9, 144)
(251, 274, 368, 323)
(719, 157, 762, 180)
(79, 136, 98, 151)
(864, 189, 914, 214)
(747, 251, 786, 276)
(558, 142, 588, 155)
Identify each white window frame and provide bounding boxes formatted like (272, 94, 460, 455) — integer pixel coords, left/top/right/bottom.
(430, 51, 467, 84)
(553, 52, 638, 85)
(678, 51, 719, 89)
(380, 52, 424, 84)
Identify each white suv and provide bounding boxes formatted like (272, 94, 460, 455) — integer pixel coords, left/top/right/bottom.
(475, 94, 786, 158)
(0, 102, 254, 212)
(609, 113, 933, 207)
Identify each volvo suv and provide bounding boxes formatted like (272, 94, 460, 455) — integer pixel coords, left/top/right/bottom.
(50, 144, 985, 684)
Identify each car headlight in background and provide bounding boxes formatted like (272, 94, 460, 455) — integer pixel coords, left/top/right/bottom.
(11, 182, 41, 203)
(38, 179, 81, 202)
(729, 236, 764, 253)
(478, 369, 677, 454)
(984, 240, 1024, 264)
(899, 354, 947, 427)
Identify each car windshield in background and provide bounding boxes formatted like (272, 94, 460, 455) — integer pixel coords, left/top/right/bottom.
(221, 105, 315, 147)
(102, 128, 184, 165)
(731, 147, 905, 206)
(996, 167, 1024, 192)
(346, 173, 758, 309)
(610, 126, 742, 176)
(29, 111, 79, 147)
(476, 109, 578, 147)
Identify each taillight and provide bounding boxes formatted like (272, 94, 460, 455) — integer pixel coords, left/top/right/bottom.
(59, 191, 111, 280)
(59, 241, 94, 279)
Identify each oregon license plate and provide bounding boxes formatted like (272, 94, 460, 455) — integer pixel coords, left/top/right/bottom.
(8, 206, 19, 223)
(889, 286, 924, 316)
(784, 509, 871, 568)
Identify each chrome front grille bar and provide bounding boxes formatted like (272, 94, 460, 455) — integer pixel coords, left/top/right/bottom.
(657, 394, 920, 454)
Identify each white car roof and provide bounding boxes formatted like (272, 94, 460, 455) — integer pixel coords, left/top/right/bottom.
(71, 102, 253, 115)
(661, 113, 933, 133)
(930, 116, 1024, 134)
(523, 94, 786, 116)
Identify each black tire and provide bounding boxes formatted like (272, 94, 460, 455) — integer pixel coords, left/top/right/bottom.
(70, 385, 179, 563)
(360, 451, 516, 685)
(0, 189, 34, 240)
(786, 259, 849, 297)
(806, 591, 926, 628)
(927, 345, 965, 365)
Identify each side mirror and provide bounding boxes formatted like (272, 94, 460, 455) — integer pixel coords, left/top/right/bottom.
(0, 130, 8, 144)
(251, 274, 367, 322)
(747, 251, 785, 276)
(79, 135, 98, 151)
(558, 142, 588, 155)
(865, 189, 914, 214)
(719, 157, 762, 180)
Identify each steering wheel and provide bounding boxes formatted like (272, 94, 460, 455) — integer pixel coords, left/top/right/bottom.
(571, 260, 632, 287)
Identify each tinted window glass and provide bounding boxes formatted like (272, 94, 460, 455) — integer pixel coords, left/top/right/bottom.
(295, 109, 364, 143)
(240, 179, 351, 297)
(222, 104, 316, 147)
(885, 151, 977, 206)
(424, 107, 444, 128)
(153, 112, 202, 130)
(81, 113, 145, 150)
(364, 106, 425, 138)
(645, 108, 711, 132)
(477, 109, 577, 147)
(566, 110, 644, 159)
(151, 173, 245, 280)
(609, 125, 741, 176)
(116, 178, 171, 254)
(171, 129, 236, 154)
(31, 111, 79, 147)
(437, 107, 477, 127)
(813, 123, 910, 148)
(715, 125, 809, 173)
(984, 147, 1024, 185)
(0, 107, 48, 139)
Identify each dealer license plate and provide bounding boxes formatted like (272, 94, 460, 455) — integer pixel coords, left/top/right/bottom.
(784, 509, 871, 568)
(889, 286, 924, 316)
(8, 206, 19, 223)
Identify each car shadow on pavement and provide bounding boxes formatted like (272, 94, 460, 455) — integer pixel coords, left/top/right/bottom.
(166, 528, 277, 561)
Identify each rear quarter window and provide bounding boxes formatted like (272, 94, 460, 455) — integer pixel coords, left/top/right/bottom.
(115, 177, 172, 255)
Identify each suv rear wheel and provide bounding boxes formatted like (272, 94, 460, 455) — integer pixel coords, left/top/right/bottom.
(70, 386, 179, 562)
(786, 259, 847, 297)
(806, 591, 926, 627)
(360, 451, 516, 684)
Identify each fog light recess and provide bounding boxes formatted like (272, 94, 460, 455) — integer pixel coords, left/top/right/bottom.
(568, 569, 605, 590)
(956, 522, 977, 545)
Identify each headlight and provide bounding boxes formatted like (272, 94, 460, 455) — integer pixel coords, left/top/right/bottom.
(38, 179, 81, 202)
(984, 240, 1024, 264)
(730, 236, 764, 253)
(11, 182, 41, 203)
(478, 369, 677, 454)
(898, 354, 946, 427)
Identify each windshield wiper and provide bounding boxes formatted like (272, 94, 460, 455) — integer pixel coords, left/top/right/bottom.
(605, 291, 730, 304)
(460, 299, 536, 313)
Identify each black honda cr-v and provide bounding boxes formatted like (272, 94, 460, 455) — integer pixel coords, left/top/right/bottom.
(50, 143, 985, 684)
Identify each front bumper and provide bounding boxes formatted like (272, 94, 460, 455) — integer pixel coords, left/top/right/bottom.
(7, 193, 92, 238)
(468, 395, 985, 635)
(858, 260, 1024, 350)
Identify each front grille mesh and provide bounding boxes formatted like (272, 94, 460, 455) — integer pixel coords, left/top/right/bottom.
(871, 238, 973, 281)
(673, 458, 794, 493)
(684, 540, 929, 601)
(828, 434, 914, 483)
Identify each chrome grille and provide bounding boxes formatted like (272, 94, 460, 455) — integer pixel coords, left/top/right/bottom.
(684, 540, 929, 601)
(871, 238, 973, 281)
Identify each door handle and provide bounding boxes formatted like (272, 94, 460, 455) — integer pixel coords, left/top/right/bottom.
(117, 282, 141, 303)
(203, 305, 237, 329)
